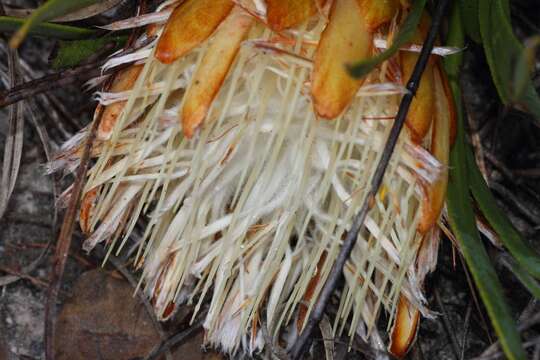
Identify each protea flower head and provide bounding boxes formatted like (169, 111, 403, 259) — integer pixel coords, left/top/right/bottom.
(50, 0, 455, 357)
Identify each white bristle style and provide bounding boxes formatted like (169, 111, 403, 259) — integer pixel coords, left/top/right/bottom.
(50, 2, 449, 356)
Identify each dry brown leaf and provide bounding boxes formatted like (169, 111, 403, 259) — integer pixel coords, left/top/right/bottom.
(155, 0, 234, 64)
(266, 0, 318, 32)
(356, 0, 399, 32)
(55, 270, 162, 359)
(0, 330, 7, 360)
(181, 7, 253, 138)
(417, 66, 451, 233)
(389, 295, 419, 358)
(311, 0, 372, 119)
(98, 64, 144, 140)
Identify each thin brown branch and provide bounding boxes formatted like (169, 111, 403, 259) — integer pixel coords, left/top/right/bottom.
(289, 0, 450, 357)
(44, 102, 104, 360)
(0, 35, 156, 109)
(143, 316, 205, 360)
(0, 61, 104, 108)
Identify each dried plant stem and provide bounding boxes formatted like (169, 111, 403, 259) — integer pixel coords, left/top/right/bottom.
(44, 103, 104, 360)
(0, 61, 104, 108)
(289, 0, 449, 357)
(0, 35, 155, 108)
(44, 6, 148, 357)
(143, 317, 205, 360)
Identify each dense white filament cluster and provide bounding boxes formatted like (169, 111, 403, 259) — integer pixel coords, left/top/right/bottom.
(50, 11, 441, 355)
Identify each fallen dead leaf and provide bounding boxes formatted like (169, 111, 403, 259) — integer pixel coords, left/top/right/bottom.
(55, 269, 223, 360)
(0, 332, 7, 360)
(55, 269, 161, 359)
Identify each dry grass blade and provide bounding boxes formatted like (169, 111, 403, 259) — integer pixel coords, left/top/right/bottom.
(0, 45, 24, 220)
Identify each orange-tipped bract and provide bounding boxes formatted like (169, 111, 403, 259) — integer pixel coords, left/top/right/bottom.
(266, 0, 318, 32)
(418, 66, 452, 233)
(80, 188, 98, 235)
(311, 0, 372, 119)
(98, 64, 144, 140)
(155, 0, 234, 64)
(389, 296, 420, 358)
(401, 14, 434, 143)
(357, 0, 399, 32)
(181, 7, 253, 138)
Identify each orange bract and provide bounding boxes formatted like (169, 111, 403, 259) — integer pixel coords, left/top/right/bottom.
(418, 66, 451, 234)
(401, 14, 434, 143)
(80, 188, 98, 234)
(357, 0, 399, 32)
(266, 0, 318, 32)
(311, 0, 372, 119)
(438, 64, 457, 146)
(389, 296, 420, 358)
(181, 7, 253, 138)
(297, 252, 327, 332)
(98, 64, 144, 140)
(155, 0, 234, 64)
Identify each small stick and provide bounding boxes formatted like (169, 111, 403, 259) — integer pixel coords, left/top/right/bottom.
(143, 317, 205, 360)
(0, 35, 156, 109)
(289, 0, 450, 357)
(44, 102, 105, 360)
(0, 61, 104, 108)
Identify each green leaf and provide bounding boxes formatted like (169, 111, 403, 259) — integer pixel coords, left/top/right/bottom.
(466, 149, 540, 279)
(444, 4, 526, 360)
(501, 255, 540, 300)
(347, 0, 426, 79)
(52, 36, 126, 69)
(9, 0, 101, 49)
(478, 0, 540, 123)
(458, 0, 481, 43)
(0, 16, 95, 40)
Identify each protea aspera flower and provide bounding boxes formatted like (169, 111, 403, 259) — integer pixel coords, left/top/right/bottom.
(49, 0, 455, 357)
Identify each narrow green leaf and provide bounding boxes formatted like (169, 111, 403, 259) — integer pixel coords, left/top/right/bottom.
(458, 0, 481, 43)
(445, 5, 526, 360)
(466, 149, 540, 279)
(347, 0, 426, 79)
(0, 16, 95, 40)
(52, 36, 126, 69)
(500, 255, 540, 300)
(478, 0, 540, 123)
(9, 0, 100, 49)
